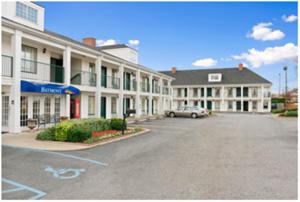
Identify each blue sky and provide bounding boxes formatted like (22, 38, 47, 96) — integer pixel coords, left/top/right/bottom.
(37, 1, 298, 93)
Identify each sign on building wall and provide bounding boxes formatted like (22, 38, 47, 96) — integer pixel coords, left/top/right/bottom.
(208, 74, 222, 82)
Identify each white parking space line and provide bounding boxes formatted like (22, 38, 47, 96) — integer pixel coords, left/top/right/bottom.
(2, 178, 47, 200)
(3, 145, 108, 167)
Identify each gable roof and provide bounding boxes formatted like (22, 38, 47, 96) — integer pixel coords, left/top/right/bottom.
(160, 67, 272, 86)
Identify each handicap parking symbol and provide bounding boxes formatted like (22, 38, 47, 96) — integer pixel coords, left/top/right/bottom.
(45, 165, 85, 180)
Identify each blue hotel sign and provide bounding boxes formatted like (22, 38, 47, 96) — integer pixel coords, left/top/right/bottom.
(21, 80, 80, 95)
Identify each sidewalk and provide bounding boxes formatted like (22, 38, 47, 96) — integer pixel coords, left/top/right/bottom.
(2, 128, 150, 152)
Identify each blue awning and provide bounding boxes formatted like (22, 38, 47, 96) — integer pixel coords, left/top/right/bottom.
(21, 80, 80, 95)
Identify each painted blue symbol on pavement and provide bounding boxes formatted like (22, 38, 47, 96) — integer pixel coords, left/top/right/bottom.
(2, 178, 46, 200)
(44, 166, 85, 179)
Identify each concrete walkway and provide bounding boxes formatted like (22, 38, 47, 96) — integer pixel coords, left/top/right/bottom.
(1, 116, 161, 151)
(2, 128, 150, 152)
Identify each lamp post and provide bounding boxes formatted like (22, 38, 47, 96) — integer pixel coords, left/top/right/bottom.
(283, 66, 288, 112)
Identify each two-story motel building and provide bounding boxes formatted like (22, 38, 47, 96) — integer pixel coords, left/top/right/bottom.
(1, 1, 173, 133)
(161, 65, 272, 113)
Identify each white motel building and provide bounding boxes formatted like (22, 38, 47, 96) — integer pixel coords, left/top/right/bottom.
(1, 1, 174, 133)
(161, 66, 272, 113)
(1, 2, 272, 134)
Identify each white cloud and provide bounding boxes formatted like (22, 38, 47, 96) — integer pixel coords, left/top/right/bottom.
(247, 22, 285, 41)
(232, 43, 298, 68)
(128, 39, 140, 46)
(192, 58, 217, 67)
(96, 39, 117, 46)
(241, 62, 249, 67)
(282, 14, 298, 22)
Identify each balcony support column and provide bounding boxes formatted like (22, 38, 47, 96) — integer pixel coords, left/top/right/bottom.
(148, 74, 153, 116)
(9, 30, 22, 133)
(135, 70, 141, 118)
(63, 46, 71, 118)
(241, 85, 244, 112)
(95, 56, 102, 118)
(118, 64, 124, 118)
(204, 87, 207, 109)
(221, 86, 225, 111)
(261, 85, 264, 112)
(158, 78, 163, 115)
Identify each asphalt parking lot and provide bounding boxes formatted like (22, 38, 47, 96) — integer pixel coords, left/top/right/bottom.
(2, 113, 297, 199)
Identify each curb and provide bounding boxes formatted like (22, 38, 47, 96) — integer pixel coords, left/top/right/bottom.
(70, 128, 151, 151)
(3, 128, 151, 152)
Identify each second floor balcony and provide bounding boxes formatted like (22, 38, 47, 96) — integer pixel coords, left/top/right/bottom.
(123, 78, 137, 91)
(141, 81, 150, 93)
(162, 86, 170, 95)
(21, 58, 64, 83)
(71, 71, 97, 87)
(2, 55, 13, 77)
(101, 75, 120, 89)
(152, 84, 160, 94)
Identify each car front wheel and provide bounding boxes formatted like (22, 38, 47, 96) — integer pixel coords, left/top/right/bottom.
(169, 112, 175, 118)
(191, 113, 197, 119)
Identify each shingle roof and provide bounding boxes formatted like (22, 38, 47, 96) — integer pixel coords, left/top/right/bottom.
(160, 67, 272, 86)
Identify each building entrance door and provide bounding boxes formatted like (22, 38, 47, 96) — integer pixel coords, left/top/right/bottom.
(236, 101, 241, 111)
(207, 101, 212, 110)
(243, 101, 249, 112)
(101, 97, 106, 118)
(70, 96, 80, 119)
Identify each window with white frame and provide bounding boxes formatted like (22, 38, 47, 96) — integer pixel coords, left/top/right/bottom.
(33, 99, 40, 119)
(111, 97, 117, 114)
(88, 96, 95, 115)
(16, 2, 38, 24)
(193, 88, 198, 97)
(215, 88, 220, 97)
(22, 45, 37, 73)
(215, 101, 220, 111)
(44, 97, 51, 123)
(264, 88, 271, 98)
(228, 101, 233, 110)
(20, 96, 28, 126)
(252, 101, 257, 110)
(55, 98, 60, 118)
(263, 100, 269, 109)
(227, 88, 233, 97)
(2, 96, 9, 127)
(252, 88, 258, 97)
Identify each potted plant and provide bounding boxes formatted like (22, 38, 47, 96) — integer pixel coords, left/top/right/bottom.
(27, 118, 37, 131)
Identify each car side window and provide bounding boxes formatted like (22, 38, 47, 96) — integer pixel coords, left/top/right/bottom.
(184, 106, 190, 111)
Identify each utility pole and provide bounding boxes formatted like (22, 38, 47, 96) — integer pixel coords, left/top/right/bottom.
(278, 73, 281, 96)
(283, 66, 288, 112)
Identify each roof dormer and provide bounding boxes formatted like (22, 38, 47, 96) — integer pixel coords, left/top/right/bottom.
(2, 1, 45, 31)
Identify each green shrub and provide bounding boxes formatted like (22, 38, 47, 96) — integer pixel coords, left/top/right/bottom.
(111, 118, 126, 130)
(36, 127, 56, 141)
(284, 111, 298, 117)
(271, 109, 285, 114)
(67, 126, 90, 142)
(55, 121, 73, 141)
(52, 118, 111, 142)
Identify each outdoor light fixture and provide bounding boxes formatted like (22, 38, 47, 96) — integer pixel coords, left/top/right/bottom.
(42, 48, 46, 53)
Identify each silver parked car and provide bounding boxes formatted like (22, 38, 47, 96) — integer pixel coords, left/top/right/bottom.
(165, 106, 209, 119)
